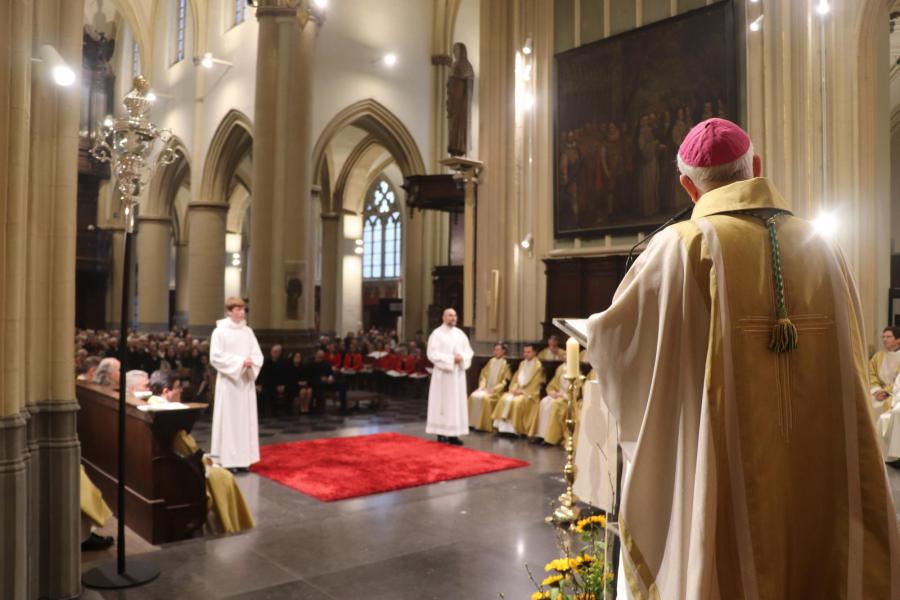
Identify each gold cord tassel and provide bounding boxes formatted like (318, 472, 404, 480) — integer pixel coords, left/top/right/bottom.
(769, 318, 799, 353)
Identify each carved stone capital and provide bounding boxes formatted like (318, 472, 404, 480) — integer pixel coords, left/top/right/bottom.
(255, 0, 299, 18)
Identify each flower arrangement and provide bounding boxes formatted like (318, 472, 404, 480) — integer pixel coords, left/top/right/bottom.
(526, 515, 614, 600)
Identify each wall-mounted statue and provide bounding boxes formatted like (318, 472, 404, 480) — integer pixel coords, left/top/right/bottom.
(446, 42, 474, 157)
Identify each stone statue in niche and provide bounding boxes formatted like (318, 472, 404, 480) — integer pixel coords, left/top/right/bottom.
(285, 277, 303, 321)
(446, 42, 474, 157)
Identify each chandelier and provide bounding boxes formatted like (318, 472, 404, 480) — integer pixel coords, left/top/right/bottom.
(90, 76, 177, 233)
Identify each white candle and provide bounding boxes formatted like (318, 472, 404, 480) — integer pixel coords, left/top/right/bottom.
(566, 336, 580, 379)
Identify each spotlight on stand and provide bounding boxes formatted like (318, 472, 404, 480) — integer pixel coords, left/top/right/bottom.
(383, 53, 398, 67)
(522, 36, 533, 55)
(520, 233, 534, 250)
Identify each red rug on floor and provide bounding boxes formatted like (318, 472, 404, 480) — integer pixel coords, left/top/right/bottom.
(250, 432, 529, 502)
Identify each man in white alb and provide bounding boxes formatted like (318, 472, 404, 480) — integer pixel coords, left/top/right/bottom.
(872, 327, 900, 461)
(425, 308, 473, 445)
(210, 297, 264, 472)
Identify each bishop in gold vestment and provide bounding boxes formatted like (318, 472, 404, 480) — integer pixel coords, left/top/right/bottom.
(468, 343, 511, 431)
(588, 119, 900, 599)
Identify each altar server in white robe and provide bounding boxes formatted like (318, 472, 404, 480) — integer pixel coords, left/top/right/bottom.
(426, 308, 473, 445)
(210, 297, 264, 470)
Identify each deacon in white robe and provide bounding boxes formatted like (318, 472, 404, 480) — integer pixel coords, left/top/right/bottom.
(425, 308, 473, 444)
(878, 373, 900, 461)
(210, 297, 264, 470)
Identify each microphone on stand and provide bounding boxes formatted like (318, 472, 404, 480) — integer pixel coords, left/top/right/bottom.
(624, 204, 695, 271)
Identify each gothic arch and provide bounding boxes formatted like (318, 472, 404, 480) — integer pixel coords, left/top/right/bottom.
(311, 99, 426, 212)
(146, 136, 190, 220)
(200, 110, 253, 206)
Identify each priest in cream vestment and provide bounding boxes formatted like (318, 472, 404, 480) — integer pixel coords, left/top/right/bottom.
(869, 327, 900, 414)
(587, 119, 900, 599)
(210, 297, 264, 470)
(425, 308, 474, 444)
(492, 344, 543, 435)
(468, 343, 511, 431)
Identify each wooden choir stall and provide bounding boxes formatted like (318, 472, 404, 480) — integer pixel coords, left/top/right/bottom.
(76, 382, 209, 544)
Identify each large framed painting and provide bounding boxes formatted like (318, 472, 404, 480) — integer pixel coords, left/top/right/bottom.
(554, 1, 737, 238)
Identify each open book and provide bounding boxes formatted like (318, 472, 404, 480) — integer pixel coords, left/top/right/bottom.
(552, 318, 589, 347)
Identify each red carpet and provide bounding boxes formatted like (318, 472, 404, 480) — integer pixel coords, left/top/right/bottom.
(250, 432, 529, 501)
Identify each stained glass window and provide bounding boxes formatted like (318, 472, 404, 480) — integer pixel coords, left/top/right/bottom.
(362, 179, 402, 280)
(234, 0, 247, 26)
(175, 0, 186, 63)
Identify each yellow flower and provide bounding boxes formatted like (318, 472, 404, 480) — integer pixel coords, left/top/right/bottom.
(531, 592, 551, 600)
(575, 514, 608, 533)
(544, 557, 572, 573)
(541, 574, 564, 587)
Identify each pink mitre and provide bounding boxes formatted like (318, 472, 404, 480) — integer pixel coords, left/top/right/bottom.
(678, 118, 751, 168)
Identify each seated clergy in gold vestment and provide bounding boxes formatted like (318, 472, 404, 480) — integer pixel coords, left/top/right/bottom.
(150, 370, 255, 535)
(492, 344, 544, 435)
(528, 362, 586, 445)
(467, 342, 511, 431)
(536, 335, 566, 362)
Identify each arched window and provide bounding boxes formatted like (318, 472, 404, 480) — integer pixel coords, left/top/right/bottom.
(131, 40, 140, 77)
(363, 179, 402, 280)
(173, 0, 186, 64)
(233, 0, 247, 26)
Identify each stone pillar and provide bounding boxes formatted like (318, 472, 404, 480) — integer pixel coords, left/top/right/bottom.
(0, 1, 32, 593)
(136, 216, 173, 332)
(250, 1, 322, 333)
(187, 203, 227, 336)
(320, 213, 340, 333)
(173, 240, 190, 326)
(24, 0, 83, 597)
(335, 213, 363, 336)
(440, 158, 483, 329)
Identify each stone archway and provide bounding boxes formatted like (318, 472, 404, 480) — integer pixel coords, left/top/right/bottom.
(188, 109, 253, 333)
(311, 99, 428, 336)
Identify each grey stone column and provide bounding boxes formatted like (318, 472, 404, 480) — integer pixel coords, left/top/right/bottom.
(0, 414, 28, 600)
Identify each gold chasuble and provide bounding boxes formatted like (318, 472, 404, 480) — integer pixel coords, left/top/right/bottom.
(587, 178, 900, 599)
(468, 357, 511, 431)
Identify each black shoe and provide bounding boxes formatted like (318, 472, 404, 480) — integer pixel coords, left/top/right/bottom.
(447, 437, 463, 446)
(437, 435, 447, 443)
(81, 533, 114, 552)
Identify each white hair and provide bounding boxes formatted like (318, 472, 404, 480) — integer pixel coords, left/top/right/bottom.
(92, 358, 120, 385)
(677, 143, 754, 195)
(125, 369, 149, 391)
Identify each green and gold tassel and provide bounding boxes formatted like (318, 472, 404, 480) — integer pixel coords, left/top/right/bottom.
(765, 214, 798, 353)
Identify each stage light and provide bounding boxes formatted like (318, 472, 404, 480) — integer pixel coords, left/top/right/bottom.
(749, 15, 764, 32)
(146, 91, 157, 103)
(383, 53, 397, 67)
(312, 0, 328, 8)
(520, 233, 534, 250)
(201, 52, 214, 69)
(812, 211, 837, 237)
(355, 239, 363, 246)
(231, 258, 241, 267)
(519, 92, 535, 111)
(354, 246, 364, 255)
(815, 1, 831, 16)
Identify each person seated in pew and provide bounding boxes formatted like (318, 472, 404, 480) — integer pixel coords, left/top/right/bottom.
(91, 357, 120, 387)
(340, 340, 363, 375)
(492, 344, 544, 435)
(78, 356, 102, 382)
(404, 342, 429, 380)
(325, 343, 343, 371)
(80, 465, 114, 551)
(385, 347, 408, 379)
(125, 369, 150, 393)
(149, 370, 255, 534)
(286, 351, 313, 414)
(256, 344, 288, 417)
(528, 362, 586, 445)
(468, 342, 511, 431)
(537, 334, 566, 362)
(310, 350, 348, 414)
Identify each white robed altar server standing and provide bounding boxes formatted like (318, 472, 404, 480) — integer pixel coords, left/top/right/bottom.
(210, 297, 264, 470)
(426, 308, 473, 445)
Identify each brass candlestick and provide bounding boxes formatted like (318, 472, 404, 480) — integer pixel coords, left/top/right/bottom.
(546, 373, 584, 528)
